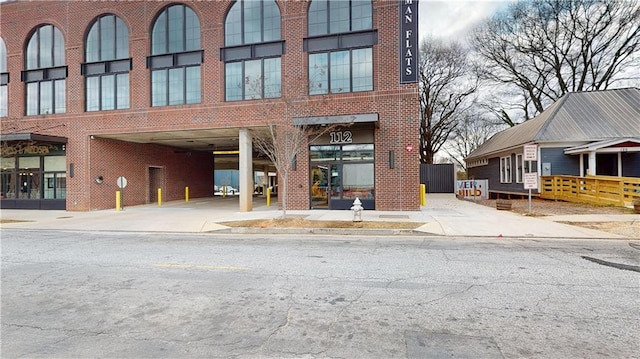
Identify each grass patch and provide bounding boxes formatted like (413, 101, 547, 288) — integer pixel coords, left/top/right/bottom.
(219, 218, 423, 229)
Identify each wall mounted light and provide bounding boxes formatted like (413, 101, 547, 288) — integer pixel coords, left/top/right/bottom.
(95, 176, 104, 184)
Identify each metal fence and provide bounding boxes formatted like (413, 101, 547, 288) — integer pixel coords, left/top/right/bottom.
(420, 164, 455, 193)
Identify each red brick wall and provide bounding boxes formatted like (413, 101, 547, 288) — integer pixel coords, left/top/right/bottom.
(0, 0, 420, 211)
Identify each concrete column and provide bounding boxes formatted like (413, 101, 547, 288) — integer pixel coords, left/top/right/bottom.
(587, 151, 596, 176)
(262, 165, 269, 197)
(239, 128, 253, 212)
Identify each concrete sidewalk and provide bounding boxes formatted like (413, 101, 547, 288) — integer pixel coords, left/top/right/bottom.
(1, 194, 637, 239)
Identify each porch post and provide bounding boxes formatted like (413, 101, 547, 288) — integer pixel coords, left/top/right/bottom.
(239, 128, 253, 212)
(587, 151, 596, 176)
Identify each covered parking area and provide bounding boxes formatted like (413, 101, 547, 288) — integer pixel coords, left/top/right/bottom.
(95, 126, 275, 212)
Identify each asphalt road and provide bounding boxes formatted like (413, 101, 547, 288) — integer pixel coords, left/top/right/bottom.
(2, 230, 639, 358)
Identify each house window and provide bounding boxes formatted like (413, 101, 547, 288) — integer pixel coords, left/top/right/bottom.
(83, 15, 131, 111)
(223, 0, 282, 102)
(22, 25, 67, 115)
(148, 4, 202, 107)
(515, 154, 523, 183)
(306, 0, 374, 95)
(500, 156, 512, 183)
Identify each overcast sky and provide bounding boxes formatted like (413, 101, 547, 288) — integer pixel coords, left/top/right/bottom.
(419, 1, 509, 42)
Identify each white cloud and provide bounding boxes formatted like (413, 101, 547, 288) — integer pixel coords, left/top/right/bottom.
(419, 1, 509, 43)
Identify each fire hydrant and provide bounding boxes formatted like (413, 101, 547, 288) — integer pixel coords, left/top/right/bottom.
(350, 197, 363, 222)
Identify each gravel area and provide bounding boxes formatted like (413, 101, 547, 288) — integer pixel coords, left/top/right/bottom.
(466, 198, 640, 238)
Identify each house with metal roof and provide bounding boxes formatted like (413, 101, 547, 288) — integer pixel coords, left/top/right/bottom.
(465, 88, 640, 197)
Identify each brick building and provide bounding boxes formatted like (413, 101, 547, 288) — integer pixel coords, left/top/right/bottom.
(0, 0, 419, 211)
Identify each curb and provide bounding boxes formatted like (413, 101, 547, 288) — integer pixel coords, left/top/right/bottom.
(215, 227, 427, 236)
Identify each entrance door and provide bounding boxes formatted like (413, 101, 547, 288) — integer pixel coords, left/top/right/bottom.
(149, 167, 163, 203)
(310, 164, 344, 209)
(310, 164, 329, 209)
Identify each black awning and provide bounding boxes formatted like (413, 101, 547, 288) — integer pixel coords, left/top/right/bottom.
(0, 133, 68, 143)
(293, 113, 379, 127)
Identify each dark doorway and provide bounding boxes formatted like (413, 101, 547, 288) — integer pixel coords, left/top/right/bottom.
(149, 167, 163, 203)
(596, 153, 617, 176)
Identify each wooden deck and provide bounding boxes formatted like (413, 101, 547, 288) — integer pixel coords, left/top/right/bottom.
(540, 175, 640, 207)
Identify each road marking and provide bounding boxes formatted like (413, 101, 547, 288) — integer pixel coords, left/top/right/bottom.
(152, 263, 250, 271)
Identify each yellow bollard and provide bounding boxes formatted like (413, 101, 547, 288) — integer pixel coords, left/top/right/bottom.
(116, 190, 121, 211)
(420, 184, 426, 206)
(266, 188, 271, 207)
(185, 186, 189, 202)
(158, 188, 162, 206)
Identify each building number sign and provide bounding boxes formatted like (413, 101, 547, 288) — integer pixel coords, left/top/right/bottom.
(329, 130, 353, 144)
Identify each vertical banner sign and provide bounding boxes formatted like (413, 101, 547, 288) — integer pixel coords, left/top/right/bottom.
(400, 0, 419, 84)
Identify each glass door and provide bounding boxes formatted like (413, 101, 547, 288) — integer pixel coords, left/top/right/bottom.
(310, 164, 329, 209)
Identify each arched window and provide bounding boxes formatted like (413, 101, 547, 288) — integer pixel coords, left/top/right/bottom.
(1, 37, 8, 117)
(225, 0, 281, 46)
(83, 14, 131, 111)
(306, 0, 374, 95)
(148, 4, 202, 107)
(308, 0, 372, 36)
(222, 0, 283, 101)
(22, 25, 67, 115)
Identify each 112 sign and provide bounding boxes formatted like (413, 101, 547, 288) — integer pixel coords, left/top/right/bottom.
(329, 130, 353, 144)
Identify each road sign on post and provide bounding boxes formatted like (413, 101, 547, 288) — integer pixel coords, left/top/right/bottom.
(524, 144, 538, 161)
(117, 176, 128, 210)
(523, 173, 538, 190)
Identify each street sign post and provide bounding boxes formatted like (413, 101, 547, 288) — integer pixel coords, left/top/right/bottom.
(523, 145, 538, 213)
(524, 144, 537, 161)
(117, 176, 128, 210)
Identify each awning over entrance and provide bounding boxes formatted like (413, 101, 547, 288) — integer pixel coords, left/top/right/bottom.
(564, 137, 640, 154)
(293, 113, 379, 127)
(563, 137, 640, 177)
(0, 133, 68, 144)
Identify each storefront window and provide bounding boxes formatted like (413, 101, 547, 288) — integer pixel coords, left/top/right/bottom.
(342, 163, 374, 200)
(342, 144, 373, 161)
(310, 145, 339, 161)
(1, 157, 16, 199)
(309, 138, 374, 209)
(43, 156, 66, 199)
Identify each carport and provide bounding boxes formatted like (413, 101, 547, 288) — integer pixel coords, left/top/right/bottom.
(95, 126, 275, 212)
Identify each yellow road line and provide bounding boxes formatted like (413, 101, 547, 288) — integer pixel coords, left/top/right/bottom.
(152, 263, 250, 271)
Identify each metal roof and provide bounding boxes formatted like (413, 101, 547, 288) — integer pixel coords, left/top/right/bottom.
(466, 88, 640, 160)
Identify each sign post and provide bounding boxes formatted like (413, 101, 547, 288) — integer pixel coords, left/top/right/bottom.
(523, 145, 538, 213)
(117, 176, 128, 210)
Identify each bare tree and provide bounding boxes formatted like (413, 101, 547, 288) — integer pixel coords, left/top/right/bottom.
(419, 37, 478, 164)
(252, 122, 335, 218)
(443, 111, 501, 172)
(471, 0, 640, 120)
(248, 70, 339, 218)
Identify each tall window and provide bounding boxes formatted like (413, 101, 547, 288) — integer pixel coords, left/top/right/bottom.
(516, 154, 523, 183)
(83, 14, 130, 111)
(149, 4, 202, 107)
(1, 37, 8, 117)
(22, 25, 66, 115)
(223, 0, 282, 101)
(500, 156, 512, 183)
(306, 0, 374, 95)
